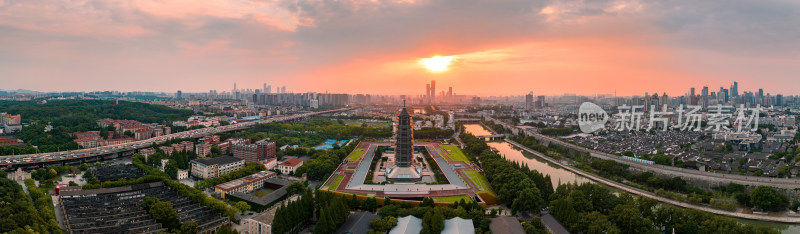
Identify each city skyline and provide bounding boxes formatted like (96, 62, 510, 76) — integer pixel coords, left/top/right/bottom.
(2, 1, 800, 95)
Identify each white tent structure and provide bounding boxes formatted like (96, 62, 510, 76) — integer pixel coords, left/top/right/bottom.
(442, 217, 474, 234)
(389, 216, 422, 234)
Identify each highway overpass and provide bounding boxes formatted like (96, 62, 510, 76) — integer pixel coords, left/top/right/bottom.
(483, 116, 800, 189)
(1, 108, 350, 171)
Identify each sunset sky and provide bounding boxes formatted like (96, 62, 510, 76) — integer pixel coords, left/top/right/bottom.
(1, 0, 799, 96)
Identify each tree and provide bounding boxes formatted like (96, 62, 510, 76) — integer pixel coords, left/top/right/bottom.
(234, 201, 251, 214)
(750, 186, 789, 211)
(313, 208, 332, 234)
(363, 197, 378, 212)
(512, 187, 545, 213)
(165, 160, 179, 179)
(421, 209, 445, 234)
(348, 194, 361, 209)
(141, 197, 180, 231)
(180, 221, 198, 234)
(370, 216, 398, 233)
(420, 197, 435, 207)
(609, 205, 656, 234)
(287, 182, 307, 195)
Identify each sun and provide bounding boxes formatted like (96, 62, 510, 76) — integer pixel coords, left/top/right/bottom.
(419, 55, 456, 73)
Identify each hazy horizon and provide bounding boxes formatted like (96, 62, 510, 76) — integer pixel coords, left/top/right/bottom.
(2, 0, 800, 96)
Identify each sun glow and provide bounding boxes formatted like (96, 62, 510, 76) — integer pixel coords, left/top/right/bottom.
(419, 55, 456, 72)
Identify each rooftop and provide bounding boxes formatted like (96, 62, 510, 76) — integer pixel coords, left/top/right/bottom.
(215, 170, 276, 190)
(489, 217, 525, 234)
(335, 211, 380, 234)
(280, 157, 303, 167)
(192, 156, 243, 166)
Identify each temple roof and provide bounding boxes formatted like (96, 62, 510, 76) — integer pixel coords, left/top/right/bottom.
(399, 99, 410, 118)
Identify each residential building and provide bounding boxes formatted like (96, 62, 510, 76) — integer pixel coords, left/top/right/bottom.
(200, 135, 221, 144)
(233, 139, 276, 163)
(263, 157, 277, 170)
(277, 157, 303, 175)
(6, 167, 31, 181)
(214, 170, 277, 198)
(190, 156, 244, 179)
(177, 170, 189, 180)
(242, 212, 273, 234)
(196, 143, 213, 157)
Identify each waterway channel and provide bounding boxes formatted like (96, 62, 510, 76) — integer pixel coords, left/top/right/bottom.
(462, 124, 800, 233)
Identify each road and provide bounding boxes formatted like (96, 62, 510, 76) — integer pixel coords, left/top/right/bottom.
(482, 116, 800, 189)
(505, 139, 800, 223)
(1, 108, 350, 167)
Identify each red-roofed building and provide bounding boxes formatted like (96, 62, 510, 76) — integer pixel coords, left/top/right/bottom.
(200, 135, 221, 144)
(277, 157, 303, 175)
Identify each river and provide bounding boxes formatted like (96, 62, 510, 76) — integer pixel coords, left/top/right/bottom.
(464, 124, 590, 188)
(463, 124, 800, 233)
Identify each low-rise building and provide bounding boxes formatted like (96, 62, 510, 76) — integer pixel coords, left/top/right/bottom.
(6, 167, 31, 181)
(196, 143, 213, 157)
(214, 170, 277, 198)
(242, 211, 274, 234)
(139, 148, 157, 159)
(177, 170, 189, 180)
(200, 135, 221, 144)
(159, 146, 175, 155)
(277, 157, 303, 175)
(263, 157, 277, 170)
(190, 156, 244, 179)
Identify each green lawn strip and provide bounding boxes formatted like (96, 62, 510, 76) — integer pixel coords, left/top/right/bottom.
(346, 148, 366, 161)
(464, 170, 495, 195)
(434, 195, 473, 203)
(326, 175, 344, 190)
(441, 145, 471, 163)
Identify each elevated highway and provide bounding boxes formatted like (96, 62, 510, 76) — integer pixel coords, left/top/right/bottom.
(483, 116, 800, 189)
(1, 108, 350, 171)
(506, 139, 800, 223)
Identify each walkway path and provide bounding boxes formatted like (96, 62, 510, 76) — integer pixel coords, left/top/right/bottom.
(505, 139, 800, 223)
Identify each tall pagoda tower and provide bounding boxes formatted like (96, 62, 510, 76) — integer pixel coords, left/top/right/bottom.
(395, 100, 414, 167)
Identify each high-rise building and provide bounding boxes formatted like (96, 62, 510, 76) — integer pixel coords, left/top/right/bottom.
(176, 90, 182, 99)
(537, 95, 545, 109)
(702, 86, 709, 108)
(266, 85, 271, 93)
(232, 139, 277, 163)
(426, 84, 431, 102)
(430, 80, 436, 103)
(525, 92, 534, 110)
(448, 87, 453, 97)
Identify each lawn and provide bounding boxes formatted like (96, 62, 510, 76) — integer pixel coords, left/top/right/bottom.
(325, 175, 344, 190)
(434, 195, 473, 203)
(342, 119, 391, 128)
(441, 145, 471, 163)
(252, 188, 275, 197)
(346, 148, 366, 161)
(464, 170, 494, 195)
